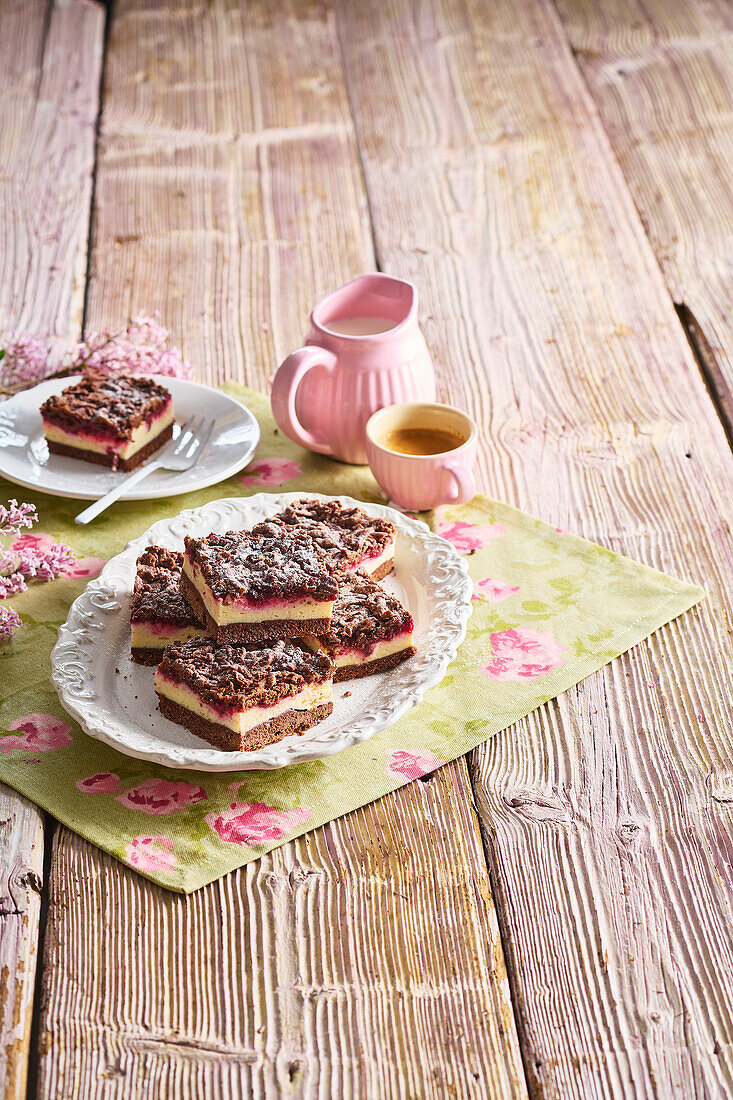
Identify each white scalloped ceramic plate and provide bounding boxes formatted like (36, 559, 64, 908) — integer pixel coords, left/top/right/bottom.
(0, 375, 259, 500)
(50, 493, 472, 771)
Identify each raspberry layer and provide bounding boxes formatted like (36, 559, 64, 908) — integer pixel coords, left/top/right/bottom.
(43, 403, 174, 461)
(155, 671, 333, 736)
(181, 556, 334, 627)
(303, 631, 415, 681)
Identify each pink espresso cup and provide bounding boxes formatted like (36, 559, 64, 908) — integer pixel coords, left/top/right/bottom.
(366, 403, 477, 511)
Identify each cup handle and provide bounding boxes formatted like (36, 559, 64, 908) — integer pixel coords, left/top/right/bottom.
(442, 459, 476, 505)
(271, 346, 337, 455)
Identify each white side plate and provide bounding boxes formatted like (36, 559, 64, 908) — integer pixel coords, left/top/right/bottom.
(51, 493, 472, 771)
(0, 375, 259, 500)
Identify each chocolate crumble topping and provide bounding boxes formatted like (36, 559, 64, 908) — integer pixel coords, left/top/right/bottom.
(252, 498, 394, 571)
(158, 637, 332, 708)
(316, 571, 413, 652)
(130, 545, 201, 627)
(183, 531, 338, 604)
(40, 371, 172, 441)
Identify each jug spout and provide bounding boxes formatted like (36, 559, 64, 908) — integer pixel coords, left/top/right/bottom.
(313, 272, 417, 337)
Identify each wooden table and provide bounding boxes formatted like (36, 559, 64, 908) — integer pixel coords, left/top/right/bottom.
(2, 1, 732, 1096)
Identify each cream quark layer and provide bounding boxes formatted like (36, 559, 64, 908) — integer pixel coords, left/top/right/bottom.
(351, 541, 394, 576)
(303, 631, 413, 669)
(130, 621, 203, 649)
(155, 672, 333, 735)
(43, 404, 174, 459)
(182, 557, 334, 626)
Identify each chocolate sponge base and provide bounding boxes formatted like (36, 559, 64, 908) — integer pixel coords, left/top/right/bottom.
(157, 694, 333, 752)
(180, 571, 332, 644)
(47, 421, 173, 471)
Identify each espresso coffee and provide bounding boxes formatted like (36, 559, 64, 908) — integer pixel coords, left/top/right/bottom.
(379, 427, 465, 456)
(326, 316, 395, 336)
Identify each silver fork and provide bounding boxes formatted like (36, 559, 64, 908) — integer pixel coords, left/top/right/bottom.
(74, 417, 215, 525)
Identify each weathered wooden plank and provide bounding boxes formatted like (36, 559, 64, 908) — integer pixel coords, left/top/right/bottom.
(0, 0, 105, 356)
(0, 789, 44, 1100)
(0, 3, 104, 1096)
(41, 768, 521, 1098)
(38, 2, 527, 1096)
(334, 0, 733, 1095)
(553, 0, 733, 438)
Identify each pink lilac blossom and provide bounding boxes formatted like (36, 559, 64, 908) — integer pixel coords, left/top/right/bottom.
(0, 573, 26, 598)
(1, 712, 72, 753)
(10, 532, 103, 579)
(387, 748, 446, 781)
(125, 835, 177, 873)
(238, 457, 302, 487)
(14, 542, 75, 580)
(206, 796, 311, 846)
(472, 577, 520, 603)
(1, 315, 190, 392)
(480, 628, 567, 682)
(116, 778, 207, 815)
(0, 500, 37, 536)
(71, 314, 192, 379)
(0, 334, 49, 390)
(435, 520, 506, 553)
(0, 606, 21, 638)
(0, 512, 81, 638)
(75, 772, 122, 794)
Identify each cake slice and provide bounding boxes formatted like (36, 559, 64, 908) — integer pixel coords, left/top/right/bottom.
(252, 498, 396, 580)
(181, 531, 338, 644)
(302, 570, 415, 682)
(130, 545, 207, 665)
(155, 637, 334, 751)
(40, 371, 174, 471)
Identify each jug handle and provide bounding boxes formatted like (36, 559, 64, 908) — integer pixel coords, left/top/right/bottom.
(271, 346, 336, 455)
(442, 460, 476, 505)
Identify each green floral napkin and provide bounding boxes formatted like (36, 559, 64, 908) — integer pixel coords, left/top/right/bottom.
(0, 386, 703, 892)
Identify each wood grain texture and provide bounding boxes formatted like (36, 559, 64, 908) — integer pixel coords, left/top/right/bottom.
(84, 0, 373, 381)
(0, 790, 44, 1100)
(553, 0, 733, 438)
(40, 768, 524, 1099)
(0, 0, 105, 355)
(334, 0, 733, 1095)
(0, 3, 104, 1096)
(38, 2, 527, 1096)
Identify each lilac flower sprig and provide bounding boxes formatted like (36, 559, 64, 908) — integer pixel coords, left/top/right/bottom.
(0, 499, 37, 536)
(0, 606, 21, 640)
(0, 313, 192, 394)
(0, 500, 77, 639)
(73, 314, 192, 380)
(0, 334, 48, 392)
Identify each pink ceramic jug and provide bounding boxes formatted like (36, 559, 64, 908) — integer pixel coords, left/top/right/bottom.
(271, 273, 435, 464)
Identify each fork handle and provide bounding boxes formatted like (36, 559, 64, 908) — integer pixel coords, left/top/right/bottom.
(74, 459, 163, 525)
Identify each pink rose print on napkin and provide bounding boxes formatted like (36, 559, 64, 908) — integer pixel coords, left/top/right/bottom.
(472, 577, 520, 604)
(1, 712, 72, 754)
(387, 749, 446, 782)
(11, 532, 56, 554)
(64, 555, 106, 579)
(125, 835, 177, 873)
(206, 795, 310, 846)
(75, 772, 122, 794)
(436, 520, 505, 553)
(11, 532, 105, 579)
(481, 628, 567, 682)
(238, 457, 302, 488)
(116, 778, 207, 815)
